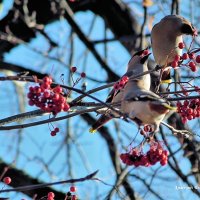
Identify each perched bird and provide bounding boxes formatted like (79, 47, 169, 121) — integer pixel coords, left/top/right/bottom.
(151, 15, 196, 83)
(121, 87, 176, 132)
(89, 49, 151, 133)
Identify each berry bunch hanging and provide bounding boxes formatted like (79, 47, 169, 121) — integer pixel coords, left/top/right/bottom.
(27, 76, 70, 115)
(120, 141, 169, 167)
(177, 99, 200, 123)
(170, 42, 200, 72)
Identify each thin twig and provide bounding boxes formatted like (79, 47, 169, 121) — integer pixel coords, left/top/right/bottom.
(161, 121, 199, 138)
(0, 106, 105, 130)
(0, 170, 98, 193)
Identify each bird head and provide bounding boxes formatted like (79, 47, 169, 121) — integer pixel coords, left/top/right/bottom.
(181, 22, 197, 36)
(161, 15, 197, 36)
(128, 48, 151, 65)
(140, 52, 151, 64)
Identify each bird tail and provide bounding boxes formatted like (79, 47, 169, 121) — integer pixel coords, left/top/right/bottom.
(89, 115, 112, 133)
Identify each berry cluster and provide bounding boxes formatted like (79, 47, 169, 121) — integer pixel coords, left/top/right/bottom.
(27, 76, 70, 115)
(114, 76, 129, 91)
(120, 142, 169, 167)
(47, 192, 55, 200)
(171, 42, 200, 72)
(177, 99, 200, 123)
(65, 186, 78, 200)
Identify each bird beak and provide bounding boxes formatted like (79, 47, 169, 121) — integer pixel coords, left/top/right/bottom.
(140, 53, 151, 64)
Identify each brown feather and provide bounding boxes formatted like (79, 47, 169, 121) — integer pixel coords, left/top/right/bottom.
(149, 103, 169, 114)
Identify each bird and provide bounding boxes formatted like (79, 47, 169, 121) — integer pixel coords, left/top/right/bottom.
(89, 49, 151, 133)
(121, 85, 176, 133)
(151, 15, 197, 84)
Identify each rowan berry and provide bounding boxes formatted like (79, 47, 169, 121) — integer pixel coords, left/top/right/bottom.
(189, 61, 197, 72)
(51, 131, 56, 136)
(81, 72, 86, 78)
(174, 54, 180, 61)
(48, 192, 55, 198)
(171, 60, 178, 68)
(178, 42, 185, 49)
(182, 53, 189, 60)
(70, 186, 76, 192)
(189, 52, 195, 59)
(196, 55, 200, 63)
(3, 177, 11, 184)
(71, 66, 77, 72)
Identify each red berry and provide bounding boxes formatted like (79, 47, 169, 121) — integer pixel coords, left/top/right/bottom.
(41, 82, 50, 89)
(29, 86, 34, 92)
(187, 115, 193, 120)
(171, 60, 178, 68)
(70, 186, 76, 192)
(187, 108, 193, 115)
(182, 117, 188, 124)
(53, 86, 62, 93)
(48, 192, 55, 198)
(51, 131, 56, 136)
(120, 153, 129, 162)
(196, 55, 200, 63)
(3, 177, 11, 184)
(178, 42, 185, 49)
(54, 127, 59, 133)
(163, 150, 169, 156)
(189, 53, 195, 59)
(160, 159, 167, 166)
(174, 54, 180, 61)
(28, 100, 35, 106)
(44, 91, 50, 98)
(43, 76, 52, 84)
(71, 195, 76, 200)
(34, 86, 41, 93)
(53, 93, 60, 101)
(189, 61, 197, 72)
(71, 66, 77, 72)
(81, 72, 86, 78)
(182, 53, 189, 60)
(183, 100, 189, 106)
(63, 103, 70, 111)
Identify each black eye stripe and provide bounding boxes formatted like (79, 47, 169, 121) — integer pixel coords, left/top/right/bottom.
(133, 50, 144, 56)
